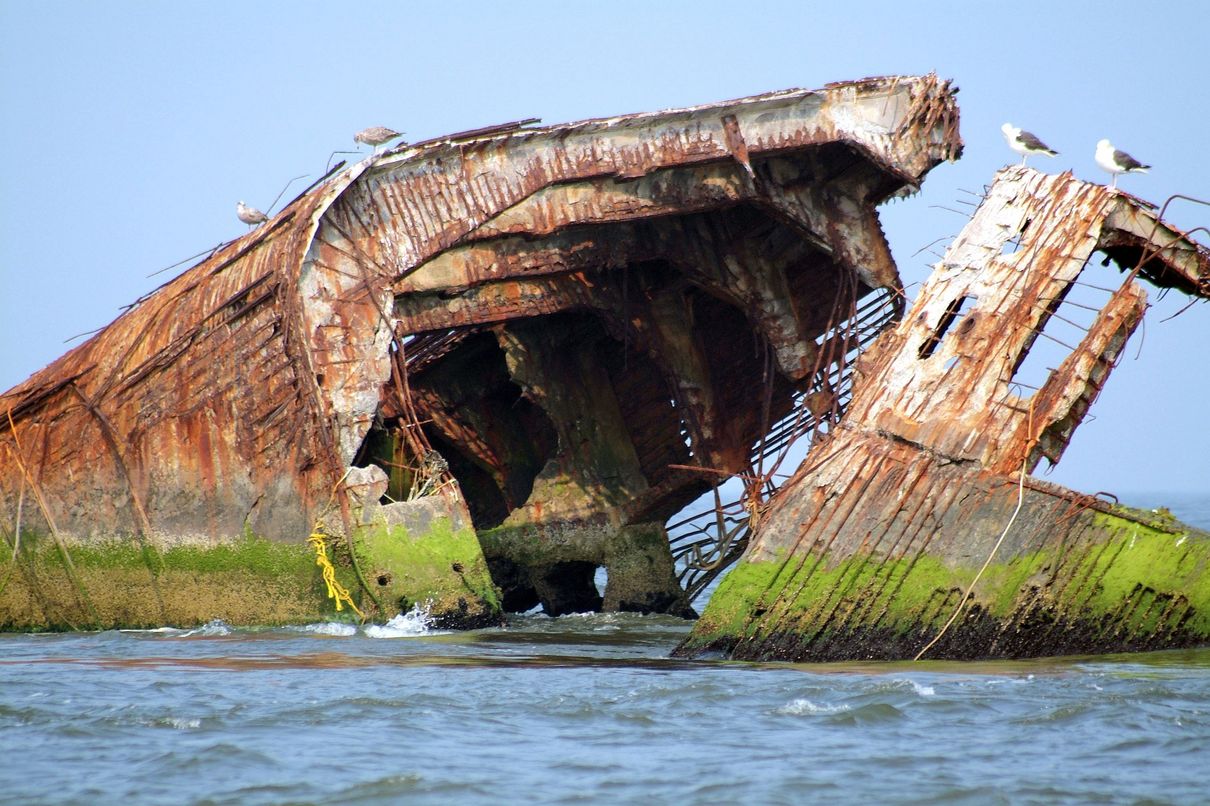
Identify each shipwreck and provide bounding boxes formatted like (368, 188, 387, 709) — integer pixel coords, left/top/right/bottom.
(2, 74, 1207, 659)
(678, 167, 1210, 661)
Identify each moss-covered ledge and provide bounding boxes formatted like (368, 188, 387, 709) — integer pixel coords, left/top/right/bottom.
(676, 493, 1210, 662)
(0, 493, 502, 632)
(353, 502, 502, 629)
(0, 531, 346, 631)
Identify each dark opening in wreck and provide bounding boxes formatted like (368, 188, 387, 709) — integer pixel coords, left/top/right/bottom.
(335, 124, 962, 616)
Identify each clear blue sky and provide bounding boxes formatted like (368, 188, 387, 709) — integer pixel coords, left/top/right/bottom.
(1, 0, 1206, 496)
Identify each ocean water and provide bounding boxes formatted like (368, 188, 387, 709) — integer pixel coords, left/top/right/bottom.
(1, 495, 1207, 805)
(1125, 492, 1210, 531)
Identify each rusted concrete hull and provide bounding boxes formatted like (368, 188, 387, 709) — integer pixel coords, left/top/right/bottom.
(678, 434, 1210, 661)
(315, 75, 960, 615)
(679, 167, 1210, 661)
(1, 76, 960, 629)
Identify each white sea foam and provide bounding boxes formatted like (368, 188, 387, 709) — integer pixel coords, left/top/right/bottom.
(364, 603, 437, 638)
(564, 611, 622, 625)
(897, 679, 936, 697)
(873, 678, 936, 697)
(148, 717, 201, 730)
(181, 619, 232, 637)
(778, 699, 852, 715)
(295, 622, 358, 637)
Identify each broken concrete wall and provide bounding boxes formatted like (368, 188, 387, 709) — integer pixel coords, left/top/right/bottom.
(681, 460, 1210, 660)
(678, 167, 1210, 661)
(0, 191, 338, 547)
(0, 485, 499, 632)
(0, 148, 490, 629)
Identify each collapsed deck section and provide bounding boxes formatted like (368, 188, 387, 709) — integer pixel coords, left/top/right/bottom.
(311, 76, 960, 615)
(679, 167, 1210, 660)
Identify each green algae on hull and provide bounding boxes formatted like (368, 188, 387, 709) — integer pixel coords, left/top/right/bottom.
(0, 532, 346, 631)
(1, 504, 502, 631)
(679, 502, 1210, 661)
(354, 516, 501, 629)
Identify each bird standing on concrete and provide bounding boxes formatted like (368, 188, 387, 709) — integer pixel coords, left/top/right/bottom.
(1095, 139, 1150, 188)
(236, 201, 269, 228)
(354, 126, 404, 153)
(1001, 123, 1058, 166)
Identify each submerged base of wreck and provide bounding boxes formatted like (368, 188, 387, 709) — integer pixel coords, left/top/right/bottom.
(676, 460, 1210, 661)
(480, 522, 694, 618)
(0, 493, 501, 632)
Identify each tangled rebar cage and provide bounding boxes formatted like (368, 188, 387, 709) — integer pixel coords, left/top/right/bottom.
(667, 284, 901, 602)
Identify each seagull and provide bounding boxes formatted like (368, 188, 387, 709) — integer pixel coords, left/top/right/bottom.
(1001, 123, 1058, 165)
(1095, 139, 1150, 188)
(236, 201, 268, 228)
(354, 126, 404, 153)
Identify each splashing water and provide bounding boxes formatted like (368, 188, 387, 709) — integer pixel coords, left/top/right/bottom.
(778, 699, 852, 716)
(180, 619, 232, 637)
(883, 677, 936, 697)
(364, 603, 437, 638)
(293, 622, 358, 637)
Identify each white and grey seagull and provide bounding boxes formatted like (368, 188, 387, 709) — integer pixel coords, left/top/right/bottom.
(1095, 139, 1150, 188)
(1001, 123, 1058, 165)
(236, 201, 269, 228)
(354, 126, 405, 153)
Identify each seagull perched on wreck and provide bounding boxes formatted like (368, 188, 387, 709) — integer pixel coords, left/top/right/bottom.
(354, 126, 405, 153)
(1001, 123, 1058, 165)
(1095, 139, 1150, 188)
(236, 201, 269, 228)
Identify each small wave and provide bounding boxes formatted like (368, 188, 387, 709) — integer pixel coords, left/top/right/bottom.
(869, 678, 937, 697)
(836, 702, 905, 725)
(778, 699, 851, 716)
(364, 604, 436, 638)
(148, 717, 201, 730)
(293, 622, 357, 637)
(180, 619, 232, 637)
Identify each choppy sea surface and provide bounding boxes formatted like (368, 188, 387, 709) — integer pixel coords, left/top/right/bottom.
(1, 492, 1207, 805)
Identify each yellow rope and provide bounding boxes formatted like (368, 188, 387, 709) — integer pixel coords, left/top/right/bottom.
(307, 530, 365, 619)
